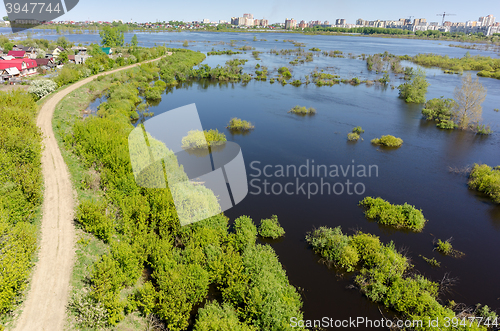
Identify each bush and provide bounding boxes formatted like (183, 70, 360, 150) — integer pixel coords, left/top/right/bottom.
(371, 135, 403, 147)
(288, 105, 316, 115)
(352, 126, 365, 134)
(278, 66, 292, 79)
(422, 97, 458, 129)
(398, 68, 429, 103)
(233, 216, 257, 252)
(68, 292, 109, 329)
(181, 129, 227, 149)
(194, 301, 255, 331)
(435, 239, 453, 255)
(227, 118, 255, 131)
(347, 132, 360, 141)
(28, 79, 57, 99)
(76, 200, 114, 242)
(359, 197, 427, 232)
(258, 215, 285, 239)
(468, 164, 500, 203)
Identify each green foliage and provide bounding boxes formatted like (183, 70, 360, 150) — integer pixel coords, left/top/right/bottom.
(352, 126, 364, 134)
(2, 42, 13, 52)
(233, 216, 257, 252)
(227, 118, 255, 131)
(411, 53, 500, 80)
(309, 47, 321, 51)
(181, 129, 227, 149)
(100, 26, 125, 47)
(76, 200, 114, 242)
(435, 239, 453, 255)
(58, 51, 69, 63)
(371, 135, 403, 147)
(347, 132, 360, 141)
(183, 40, 189, 47)
(0, 90, 42, 224)
(258, 215, 285, 239)
(68, 292, 109, 329)
(398, 68, 429, 103)
(422, 97, 458, 129)
(28, 79, 57, 99)
(278, 66, 292, 79)
(194, 301, 256, 331)
(468, 164, 500, 203)
(420, 255, 441, 267)
(288, 105, 316, 115)
(307, 226, 485, 330)
(131, 34, 138, 47)
(207, 49, 242, 56)
(54, 66, 82, 87)
(359, 197, 427, 232)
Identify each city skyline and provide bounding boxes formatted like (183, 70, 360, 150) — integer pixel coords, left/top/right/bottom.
(1, 0, 498, 25)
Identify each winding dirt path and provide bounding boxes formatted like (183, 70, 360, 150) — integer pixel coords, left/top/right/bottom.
(13, 54, 169, 331)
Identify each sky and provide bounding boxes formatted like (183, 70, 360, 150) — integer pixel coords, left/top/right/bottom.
(1, 0, 498, 24)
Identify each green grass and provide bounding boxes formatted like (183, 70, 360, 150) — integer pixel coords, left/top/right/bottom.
(226, 117, 255, 131)
(371, 135, 403, 147)
(288, 105, 316, 115)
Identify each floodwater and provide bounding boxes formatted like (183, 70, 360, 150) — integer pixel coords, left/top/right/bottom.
(7, 28, 500, 328)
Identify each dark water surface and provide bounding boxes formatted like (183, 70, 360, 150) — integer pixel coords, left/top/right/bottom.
(8, 29, 500, 328)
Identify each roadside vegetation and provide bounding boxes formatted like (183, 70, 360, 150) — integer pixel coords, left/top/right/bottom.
(306, 226, 488, 330)
(359, 197, 427, 232)
(371, 135, 403, 147)
(468, 164, 500, 203)
(0, 91, 42, 327)
(53, 49, 304, 330)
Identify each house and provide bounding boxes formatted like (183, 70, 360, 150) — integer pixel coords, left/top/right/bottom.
(101, 47, 113, 55)
(71, 46, 87, 55)
(0, 67, 21, 81)
(35, 58, 56, 68)
(0, 55, 16, 60)
(47, 46, 65, 59)
(22, 46, 37, 59)
(12, 44, 24, 51)
(7, 50, 27, 59)
(0, 59, 38, 78)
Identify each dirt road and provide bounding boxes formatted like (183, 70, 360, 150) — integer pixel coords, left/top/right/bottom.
(13, 55, 169, 331)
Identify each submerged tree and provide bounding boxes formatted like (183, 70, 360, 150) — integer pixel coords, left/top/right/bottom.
(452, 73, 487, 130)
(131, 34, 138, 47)
(100, 26, 125, 47)
(398, 68, 429, 103)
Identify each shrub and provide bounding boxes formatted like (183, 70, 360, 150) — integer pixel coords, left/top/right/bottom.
(352, 126, 364, 134)
(371, 135, 403, 147)
(28, 79, 57, 99)
(359, 197, 427, 232)
(68, 292, 109, 329)
(233, 216, 257, 252)
(474, 124, 493, 135)
(194, 301, 255, 331)
(227, 118, 254, 131)
(288, 105, 316, 115)
(422, 97, 458, 130)
(76, 199, 114, 242)
(435, 239, 453, 255)
(347, 132, 360, 141)
(398, 68, 429, 103)
(278, 66, 292, 79)
(258, 215, 285, 239)
(181, 129, 227, 149)
(468, 164, 500, 203)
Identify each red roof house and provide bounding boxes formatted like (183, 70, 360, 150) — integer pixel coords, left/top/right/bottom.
(7, 50, 27, 58)
(0, 59, 38, 77)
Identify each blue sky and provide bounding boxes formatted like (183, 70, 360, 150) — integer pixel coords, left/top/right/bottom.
(1, 0, 498, 24)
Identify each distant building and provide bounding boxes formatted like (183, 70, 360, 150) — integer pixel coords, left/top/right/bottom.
(356, 19, 367, 26)
(243, 13, 253, 19)
(299, 20, 307, 28)
(202, 19, 210, 24)
(335, 19, 346, 26)
(260, 19, 268, 27)
(285, 18, 297, 29)
(413, 18, 427, 26)
(478, 15, 495, 26)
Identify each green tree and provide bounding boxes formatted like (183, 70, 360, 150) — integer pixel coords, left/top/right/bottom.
(57, 36, 70, 50)
(100, 26, 124, 47)
(3, 42, 13, 51)
(131, 34, 138, 47)
(58, 51, 69, 64)
(452, 73, 487, 129)
(2, 16, 9, 21)
(398, 68, 429, 103)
